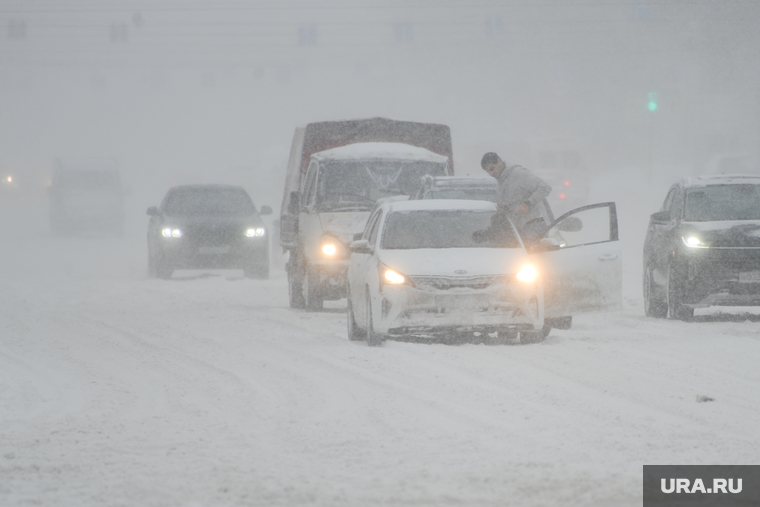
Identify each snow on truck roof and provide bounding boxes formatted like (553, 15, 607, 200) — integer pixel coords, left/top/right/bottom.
(312, 142, 449, 164)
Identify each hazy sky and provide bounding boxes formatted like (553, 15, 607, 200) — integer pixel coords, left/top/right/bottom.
(1, 0, 759, 212)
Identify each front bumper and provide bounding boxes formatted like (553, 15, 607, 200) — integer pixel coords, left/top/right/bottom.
(159, 239, 268, 269)
(309, 259, 349, 300)
(377, 281, 542, 336)
(680, 248, 760, 307)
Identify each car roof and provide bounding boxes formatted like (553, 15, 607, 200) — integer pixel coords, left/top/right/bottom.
(421, 176, 496, 189)
(681, 174, 760, 188)
(381, 198, 497, 213)
(312, 142, 449, 163)
(169, 184, 247, 191)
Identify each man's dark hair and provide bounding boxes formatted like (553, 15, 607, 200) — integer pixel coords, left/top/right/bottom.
(481, 152, 501, 169)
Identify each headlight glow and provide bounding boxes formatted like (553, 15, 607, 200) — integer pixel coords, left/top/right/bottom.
(682, 236, 708, 248)
(515, 263, 539, 283)
(322, 243, 337, 256)
(162, 228, 182, 238)
(246, 228, 265, 237)
(383, 268, 406, 285)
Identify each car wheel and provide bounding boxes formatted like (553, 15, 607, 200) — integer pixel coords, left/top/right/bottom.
(667, 265, 694, 321)
(303, 268, 323, 312)
(520, 323, 551, 344)
(366, 291, 384, 347)
(288, 252, 306, 309)
(347, 287, 366, 341)
(643, 265, 667, 318)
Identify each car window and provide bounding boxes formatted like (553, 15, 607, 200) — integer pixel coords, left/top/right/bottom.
(301, 160, 319, 207)
(425, 188, 499, 202)
(367, 212, 382, 247)
(162, 187, 255, 216)
(670, 188, 684, 219)
(381, 210, 520, 249)
(661, 187, 677, 211)
(683, 184, 760, 221)
(546, 203, 617, 248)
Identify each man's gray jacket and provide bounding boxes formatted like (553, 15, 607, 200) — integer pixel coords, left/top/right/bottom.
(496, 163, 552, 228)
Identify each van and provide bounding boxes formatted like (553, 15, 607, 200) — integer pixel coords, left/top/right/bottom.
(280, 118, 454, 310)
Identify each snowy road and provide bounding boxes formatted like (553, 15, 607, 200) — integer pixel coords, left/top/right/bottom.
(2, 214, 760, 507)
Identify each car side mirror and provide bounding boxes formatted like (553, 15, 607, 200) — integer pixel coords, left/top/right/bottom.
(535, 237, 561, 252)
(288, 191, 301, 215)
(349, 239, 373, 255)
(650, 210, 671, 223)
(557, 216, 583, 232)
(147, 206, 159, 216)
(260, 205, 273, 216)
(353, 232, 363, 241)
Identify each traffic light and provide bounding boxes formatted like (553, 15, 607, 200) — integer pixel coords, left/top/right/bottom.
(647, 92, 658, 112)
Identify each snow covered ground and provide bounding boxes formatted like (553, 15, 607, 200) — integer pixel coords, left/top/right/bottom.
(2, 189, 760, 507)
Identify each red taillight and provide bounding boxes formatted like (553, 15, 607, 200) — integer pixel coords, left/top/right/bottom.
(564, 181, 570, 186)
(559, 193, 566, 199)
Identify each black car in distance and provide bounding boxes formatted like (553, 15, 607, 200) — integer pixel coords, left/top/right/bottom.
(147, 184, 272, 279)
(643, 175, 760, 320)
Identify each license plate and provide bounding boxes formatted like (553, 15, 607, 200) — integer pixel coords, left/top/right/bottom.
(198, 246, 230, 255)
(435, 294, 489, 309)
(739, 271, 760, 283)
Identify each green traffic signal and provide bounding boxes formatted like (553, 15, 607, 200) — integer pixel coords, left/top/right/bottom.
(648, 92, 658, 112)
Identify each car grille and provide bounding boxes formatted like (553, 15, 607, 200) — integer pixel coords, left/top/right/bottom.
(408, 275, 509, 291)
(185, 225, 240, 246)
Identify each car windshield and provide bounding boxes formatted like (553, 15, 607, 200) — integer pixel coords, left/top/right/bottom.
(423, 188, 498, 202)
(317, 160, 446, 211)
(684, 184, 760, 221)
(163, 187, 255, 216)
(382, 210, 520, 249)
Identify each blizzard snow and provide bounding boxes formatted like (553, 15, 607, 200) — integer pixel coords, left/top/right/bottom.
(2, 181, 760, 507)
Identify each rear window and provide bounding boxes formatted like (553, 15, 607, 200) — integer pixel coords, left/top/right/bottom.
(684, 184, 760, 221)
(163, 187, 255, 216)
(382, 210, 520, 249)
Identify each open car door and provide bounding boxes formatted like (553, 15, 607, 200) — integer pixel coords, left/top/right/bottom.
(531, 202, 622, 318)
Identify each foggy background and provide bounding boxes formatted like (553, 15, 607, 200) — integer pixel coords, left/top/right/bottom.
(1, 0, 759, 284)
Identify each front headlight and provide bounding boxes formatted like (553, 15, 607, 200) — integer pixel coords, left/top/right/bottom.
(162, 227, 182, 238)
(681, 235, 709, 248)
(515, 263, 539, 283)
(319, 236, 346, 258)
(378, 262, 413, 289)
(246, 227, 266, 237)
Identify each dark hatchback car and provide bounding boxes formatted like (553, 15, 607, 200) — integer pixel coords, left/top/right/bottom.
(147, 185, 272, 279)
(643, 175, 760, 320)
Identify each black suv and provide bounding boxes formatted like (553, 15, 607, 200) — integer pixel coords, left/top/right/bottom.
(147, 185, 272, 279)
(643, 175, 760, 320)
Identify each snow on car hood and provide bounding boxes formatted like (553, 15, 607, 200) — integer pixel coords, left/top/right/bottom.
(378, 247, 527, 277)
(682, 220, 760, 247)
(319, 212, 370, 244)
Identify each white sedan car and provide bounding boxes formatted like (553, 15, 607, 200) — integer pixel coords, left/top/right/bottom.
(346, 199, 621, 346)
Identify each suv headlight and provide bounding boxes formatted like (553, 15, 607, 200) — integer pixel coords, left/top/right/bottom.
(515, 263, 539, 283)
(681, 235, 709, 248)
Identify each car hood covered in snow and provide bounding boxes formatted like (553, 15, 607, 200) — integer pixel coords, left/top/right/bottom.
(378, 247, 527, 278)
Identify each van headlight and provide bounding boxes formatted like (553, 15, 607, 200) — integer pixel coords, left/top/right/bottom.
(515, 263, 539, 283)
(319, 237, 346, 258)
(162, 227, 182, 238)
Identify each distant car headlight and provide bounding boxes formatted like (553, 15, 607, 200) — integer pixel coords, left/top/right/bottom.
(246, 227, 266, 237)
(162, 227, 182, 238)
(681, 235, 709, 248)
(515, 263, 539, 283)
(319, 236, 346, 258)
